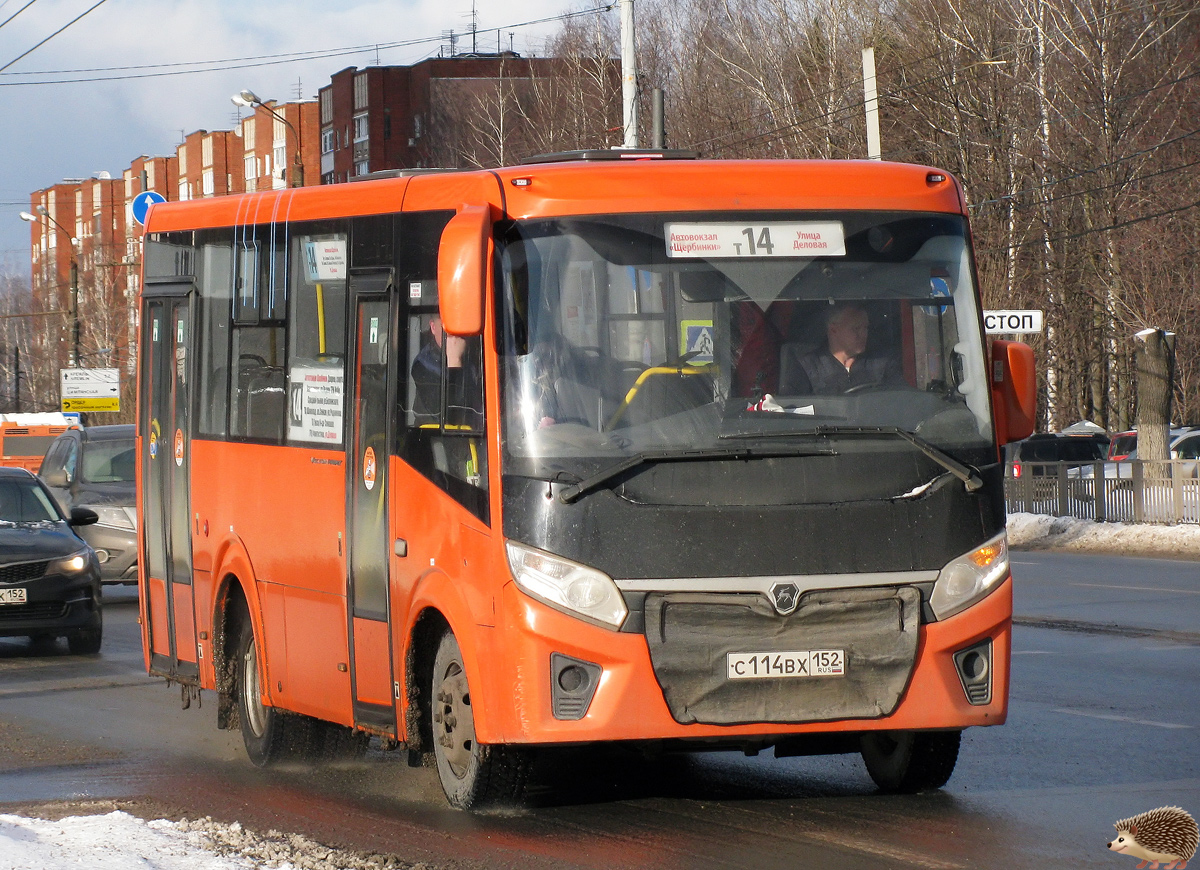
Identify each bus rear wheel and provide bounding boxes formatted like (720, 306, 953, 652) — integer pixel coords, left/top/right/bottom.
(430, 630, 530, 809)
(860, 729, 961, 793)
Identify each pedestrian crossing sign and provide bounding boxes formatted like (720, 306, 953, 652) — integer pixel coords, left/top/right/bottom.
(681, 320, 715, 364)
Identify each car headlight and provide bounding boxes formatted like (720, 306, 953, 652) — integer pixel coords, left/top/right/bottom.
(83, 505, 137, 531)
(51, 550, 92, 575)
(930, 532, 1008, 620)
(506, 541, 628, 629)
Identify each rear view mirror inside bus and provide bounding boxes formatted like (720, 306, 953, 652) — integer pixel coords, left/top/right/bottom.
(437, 204, 491, 336)
(990, 339, 1036, 445)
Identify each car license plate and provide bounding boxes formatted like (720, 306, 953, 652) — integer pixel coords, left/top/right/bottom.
(727, 650, 845, 679)
(0, 588, 28, 605)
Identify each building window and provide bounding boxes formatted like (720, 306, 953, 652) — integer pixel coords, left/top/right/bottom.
(319, 88, 332, 124)
(352, 113, 369, 143)
(413, 114, 423, 139)
(243, 117, 256, 143)
(321, 127, 335, 154)
(202, 137, 213, 167)
(354, 160, 369, 177)
(202, 170, 214, 196)
(273, 116, 287, 142)
(353, 72, 368, 110)
(244, 155, 256, 181)
(178, 150, 188, 174)
(178, 181, 189, 202)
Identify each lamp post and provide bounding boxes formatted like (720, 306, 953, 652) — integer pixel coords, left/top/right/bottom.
(232, 89, 304, 188)
(20, 206, 80, 369)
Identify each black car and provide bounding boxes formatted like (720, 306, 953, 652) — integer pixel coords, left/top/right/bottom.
(0, 467, 103, 653)
(1005, 433, 1109, 478)
(38, 424, 136, 584)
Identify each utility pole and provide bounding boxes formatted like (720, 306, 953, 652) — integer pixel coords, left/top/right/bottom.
(71, 259, 80, 367)
(620, 0, 638, 148)
(13, 346, 20, 413)
(862, 47, 881, 160)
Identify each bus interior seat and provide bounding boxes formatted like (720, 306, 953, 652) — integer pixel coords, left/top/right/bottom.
(244, 368, 285, 440)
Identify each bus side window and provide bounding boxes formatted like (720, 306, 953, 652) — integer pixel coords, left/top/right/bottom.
(397, 211, 488, 523)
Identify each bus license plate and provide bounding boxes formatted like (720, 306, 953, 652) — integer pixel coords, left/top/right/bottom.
(727, 650, 845, 679)
(0, 588, 28, 605)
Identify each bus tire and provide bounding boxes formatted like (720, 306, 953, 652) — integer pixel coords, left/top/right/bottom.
(235, 613, 307, 766)
(430, 630, 530, 809)
(860, 729, 961, 793)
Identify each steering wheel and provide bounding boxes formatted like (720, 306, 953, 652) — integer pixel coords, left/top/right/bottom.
(843, 381, 883, 394)
(239, 354, 268, 366)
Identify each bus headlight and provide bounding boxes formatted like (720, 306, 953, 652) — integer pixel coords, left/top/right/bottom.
(930, 532, 1008, 620)
(506, 541, 628, 629)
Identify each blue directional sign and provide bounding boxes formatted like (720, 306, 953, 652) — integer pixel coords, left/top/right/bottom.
(131, 190, 166, 225)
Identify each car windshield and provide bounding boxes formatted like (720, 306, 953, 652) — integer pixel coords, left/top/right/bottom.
(497, 210, 993, 481)
(0, 479, 61, 523)
(81, 438, 135, 483)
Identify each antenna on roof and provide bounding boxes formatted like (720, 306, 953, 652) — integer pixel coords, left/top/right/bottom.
(441, 29, 457, 57)
(293, 77, 303, 100)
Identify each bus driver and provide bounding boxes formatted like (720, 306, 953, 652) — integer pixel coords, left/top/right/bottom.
(780, 303, 905, 395)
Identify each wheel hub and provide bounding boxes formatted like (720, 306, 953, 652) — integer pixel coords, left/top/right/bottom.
(434, 662, 475, 778)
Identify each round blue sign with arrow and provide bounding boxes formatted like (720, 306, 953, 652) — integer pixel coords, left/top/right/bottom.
(131, 190, 166, 225)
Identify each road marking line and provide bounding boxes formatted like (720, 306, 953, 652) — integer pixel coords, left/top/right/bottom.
(800, 831, 966, 869)
(1069, 582, 1200, 595)
(1012, 650, 1056, 655)
(1052, 708, 1192, 729)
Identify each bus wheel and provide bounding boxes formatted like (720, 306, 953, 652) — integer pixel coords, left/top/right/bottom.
(430, 630, 530, 809)
(236, 615, 305, 766)
(860, 730, 961, 793)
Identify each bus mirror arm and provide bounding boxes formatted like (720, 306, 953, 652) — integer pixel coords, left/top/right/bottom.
(990, 339, 1036, 445)
(438, 205, 491, 336)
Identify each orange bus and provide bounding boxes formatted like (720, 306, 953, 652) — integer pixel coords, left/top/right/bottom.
(137, 152, 1035, 808)
(0, 415, 73, 472)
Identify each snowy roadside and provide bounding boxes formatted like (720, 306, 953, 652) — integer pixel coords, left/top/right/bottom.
(1007, 511, 1200, 560)
(0, 810, 428, 870)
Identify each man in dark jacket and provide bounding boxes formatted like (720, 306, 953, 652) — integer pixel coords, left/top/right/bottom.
(780, 303, 905, 394)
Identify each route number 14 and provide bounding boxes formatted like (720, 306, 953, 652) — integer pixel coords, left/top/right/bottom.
(739, 227, 775, 255)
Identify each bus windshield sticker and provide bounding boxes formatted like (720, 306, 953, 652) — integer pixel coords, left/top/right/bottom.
(287, 365, 345, 444)
(665, 222, 846, 259)
(304, 239, 348, 282)
(363, 446, 377, 491)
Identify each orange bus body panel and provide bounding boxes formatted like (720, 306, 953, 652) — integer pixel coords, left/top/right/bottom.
(171, 583, 197, 665)
(351, 617, 393, 707)
(146, 576, 171, 657)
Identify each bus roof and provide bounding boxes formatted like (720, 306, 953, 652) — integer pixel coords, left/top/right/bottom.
(143, 159, 965, 234)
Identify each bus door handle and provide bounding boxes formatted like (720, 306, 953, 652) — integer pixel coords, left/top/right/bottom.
(394, 538, 408, 558)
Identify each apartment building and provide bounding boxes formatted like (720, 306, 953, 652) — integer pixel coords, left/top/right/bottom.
(237, 100, 319, 192)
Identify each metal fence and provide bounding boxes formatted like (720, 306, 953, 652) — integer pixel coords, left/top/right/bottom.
(1004, 460, 1200, 525)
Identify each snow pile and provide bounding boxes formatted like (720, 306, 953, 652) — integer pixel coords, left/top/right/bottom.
(1007, 511, 1200, 557)
(0, 811, 425, 870)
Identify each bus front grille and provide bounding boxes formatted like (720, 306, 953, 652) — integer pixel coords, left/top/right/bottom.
(643, 586, 921, 726)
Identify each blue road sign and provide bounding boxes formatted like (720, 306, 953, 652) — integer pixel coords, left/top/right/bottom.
(131, 190, 166, 225)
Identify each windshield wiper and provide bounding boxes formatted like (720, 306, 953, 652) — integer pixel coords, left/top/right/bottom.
(721, 425, 983, 492)
(557, 444, 837, 504)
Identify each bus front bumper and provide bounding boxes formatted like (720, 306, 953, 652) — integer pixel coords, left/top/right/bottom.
(481, 576, 1011, 746)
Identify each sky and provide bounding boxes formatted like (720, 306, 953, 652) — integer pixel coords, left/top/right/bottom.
(0, 0, 580, 269)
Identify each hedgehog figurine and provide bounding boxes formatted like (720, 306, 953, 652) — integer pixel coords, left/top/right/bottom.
(1108, 806, 1198, 869)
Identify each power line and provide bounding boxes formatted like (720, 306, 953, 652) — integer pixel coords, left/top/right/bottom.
(0, 5, 613, 85)
(0, 0, 38, 32)
(981, 199, 1200, 253)
(0, 0, 110, 73)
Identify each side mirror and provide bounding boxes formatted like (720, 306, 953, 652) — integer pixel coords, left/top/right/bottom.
(437, 204, 491, 336)
(990, 339, 1036, 445)
(69, 506, 99, 527)
(42, 467, 69, 488)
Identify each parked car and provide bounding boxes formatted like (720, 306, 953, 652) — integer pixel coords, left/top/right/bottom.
(37, 424, 136, 584)
(1106, 427, 1192, 461)
(0, 467, 103, 653)
(1005, 433, 1109, 479)
(1084, 428, 1199, 481)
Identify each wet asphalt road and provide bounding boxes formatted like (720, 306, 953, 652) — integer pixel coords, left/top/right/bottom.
(1, 551, 1197, 870)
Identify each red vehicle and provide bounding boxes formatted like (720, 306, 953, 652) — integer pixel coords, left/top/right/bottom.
(137, 153, 1035, 808)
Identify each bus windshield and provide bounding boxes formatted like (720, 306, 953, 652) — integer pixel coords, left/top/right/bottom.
(498, 210, 993, 480)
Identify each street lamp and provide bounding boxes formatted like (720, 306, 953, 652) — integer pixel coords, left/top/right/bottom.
(232, 89, 304, 188)
(20, 206, 80, 368)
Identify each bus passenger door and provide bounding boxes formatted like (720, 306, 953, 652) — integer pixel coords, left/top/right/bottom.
(346, 276, 397, 735)
(140, 288, 198, 680)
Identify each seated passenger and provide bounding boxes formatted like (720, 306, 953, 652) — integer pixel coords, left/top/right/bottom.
(528, 335, 593, 428)
(780, 303, 905, 395)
